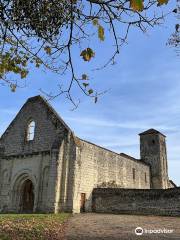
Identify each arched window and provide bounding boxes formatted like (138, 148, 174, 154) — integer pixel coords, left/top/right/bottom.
(27, 120, 35, 141)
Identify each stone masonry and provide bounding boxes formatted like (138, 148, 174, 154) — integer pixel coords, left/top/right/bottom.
(92, 188, 180, 216)
(0, 95, 176, 213)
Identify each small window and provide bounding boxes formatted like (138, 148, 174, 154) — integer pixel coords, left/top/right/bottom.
(27, 120, 35, 141)
(132, 168, 136, 180)
(152, 139, 155, 144)
(145, 172, 147, 183)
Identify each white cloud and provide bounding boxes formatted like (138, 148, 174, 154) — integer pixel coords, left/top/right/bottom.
(65, 116, 176, 132)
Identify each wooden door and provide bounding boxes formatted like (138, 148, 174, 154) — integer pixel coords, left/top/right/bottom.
(80, 193, 86, 213)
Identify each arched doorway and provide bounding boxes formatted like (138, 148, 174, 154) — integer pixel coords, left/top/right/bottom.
(20, 179, 34, 213)
(11, 172, 36, 213)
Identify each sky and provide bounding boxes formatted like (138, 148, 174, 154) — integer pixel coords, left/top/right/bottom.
(0, 1, 180, 185)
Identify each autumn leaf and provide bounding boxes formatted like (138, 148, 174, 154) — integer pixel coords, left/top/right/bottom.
(83, 82, 89, 88)
(20, 70, 28, 79)
(172, 8, 177, 13)
(157, 0, 168, 5)
(80, 48, 95, 61)
(130, 0, 144, 11)
(98, 25, 105, 41)
(10, 83, 17, 92)
(22, 60, 27, 67)
(92, 18, 98, 26)
(44, 46, 52, 55)
(35, 58, 43, 68)
(92, 20, 105, 42)
(82, 74, 89, 80)
(175, 24, 179, 32)
(88, 89, 93, 95)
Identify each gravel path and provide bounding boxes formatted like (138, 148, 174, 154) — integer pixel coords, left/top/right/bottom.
(65, 213, 180, 240)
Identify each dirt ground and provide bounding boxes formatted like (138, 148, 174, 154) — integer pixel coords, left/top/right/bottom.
(65, 213, 180, 240)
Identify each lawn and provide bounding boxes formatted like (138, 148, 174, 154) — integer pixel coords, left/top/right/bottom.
(0, 213, 70, 240)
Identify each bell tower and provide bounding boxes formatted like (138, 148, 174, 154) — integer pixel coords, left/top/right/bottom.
(139, 129, 169, 189)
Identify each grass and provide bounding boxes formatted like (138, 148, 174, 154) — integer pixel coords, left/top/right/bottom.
(0, 213, 70, 240)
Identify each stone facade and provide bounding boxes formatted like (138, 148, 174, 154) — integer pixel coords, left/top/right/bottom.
(0, 96, 175, 213)
(0, 96, 76, 213)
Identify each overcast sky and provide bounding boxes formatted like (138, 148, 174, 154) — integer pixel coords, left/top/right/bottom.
(0, 1, 179, 185)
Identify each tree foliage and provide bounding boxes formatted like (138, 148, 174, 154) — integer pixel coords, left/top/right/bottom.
(0, 0, 172, 107)
(168, 1, 180, 55)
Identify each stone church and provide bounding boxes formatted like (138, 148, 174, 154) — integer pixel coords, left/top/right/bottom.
(0, 96, 176, 213)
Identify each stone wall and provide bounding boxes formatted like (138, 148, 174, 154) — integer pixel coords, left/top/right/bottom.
(140, 130, 169, 189)
(72, 139, 150, 213)
(92, 188, 180, 216)
(0, 152, 52, 212)
(0, 135, 76, 213)
(55, 133, 77, 213)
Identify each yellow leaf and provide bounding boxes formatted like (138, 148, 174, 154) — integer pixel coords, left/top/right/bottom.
(98, 25, 105, 41)
(92, 19, 98, 26)
(10, 83, 17, 92)
(130, 0, 144, 11)
(80, 48, 95, 62)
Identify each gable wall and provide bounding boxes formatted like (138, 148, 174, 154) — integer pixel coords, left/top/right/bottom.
(0, 97, 67, 156)
(0, 97, 72, 213)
